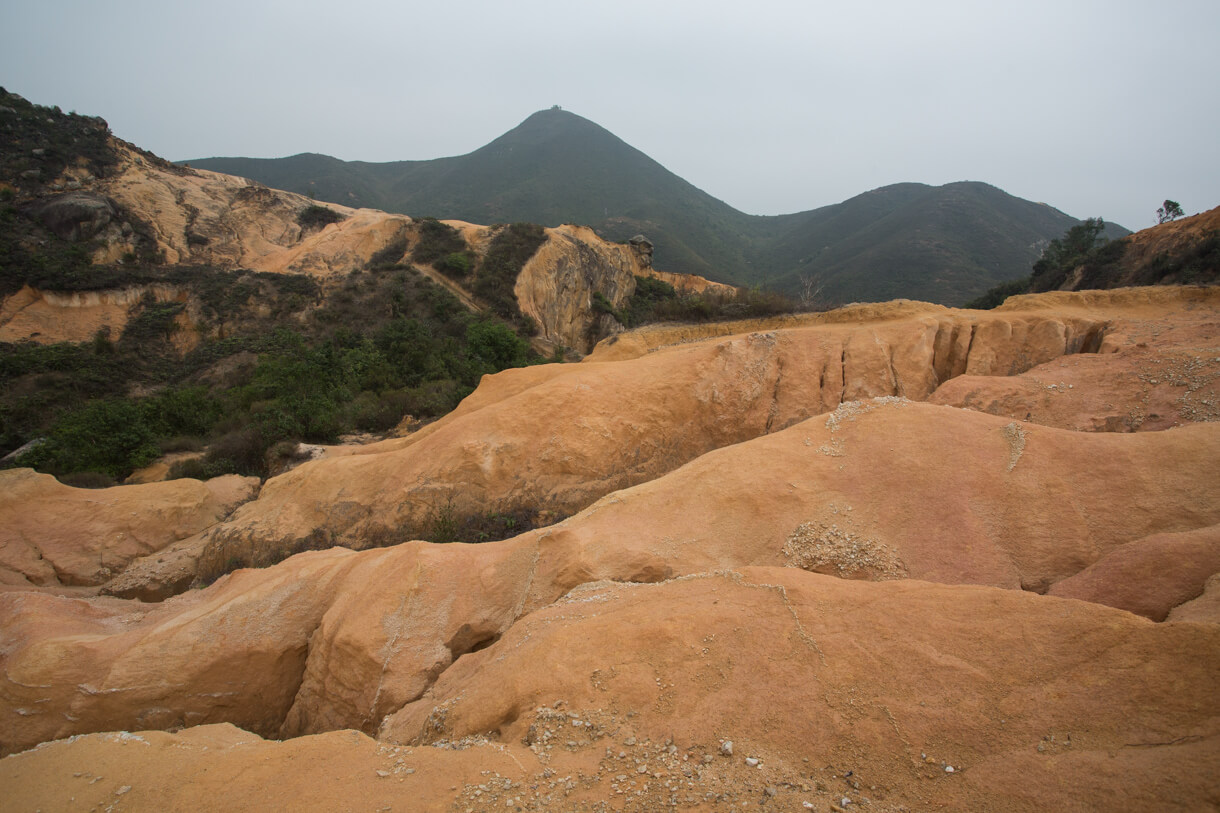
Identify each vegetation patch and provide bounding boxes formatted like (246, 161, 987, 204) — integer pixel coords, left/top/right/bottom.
(614, 276, 808, 327)
(0, 87, 117, 193)
(967, 218, 1128, 309)
(470, 223, 548, 332)
(366, 236, 409, 270)
(2, 261, 543, 482)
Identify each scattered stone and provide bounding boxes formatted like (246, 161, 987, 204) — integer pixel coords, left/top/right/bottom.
(720, 741, 733, 756)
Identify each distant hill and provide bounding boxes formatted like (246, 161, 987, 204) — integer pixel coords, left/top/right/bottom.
(188, 109, 1130, 306)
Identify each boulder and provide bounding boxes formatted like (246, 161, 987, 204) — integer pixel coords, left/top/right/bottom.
(28, 191, 117, 241)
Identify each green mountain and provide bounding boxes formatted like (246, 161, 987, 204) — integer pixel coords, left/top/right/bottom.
(188, 109, 1129, 306)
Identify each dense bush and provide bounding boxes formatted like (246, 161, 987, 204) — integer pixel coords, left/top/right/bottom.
(298, 205, 343, 230)
(0, 87, 117, 193)
(615, 276, 805, 327)
(471, 223, 548, 331)
(1127, 230, 1219, 287)
(435, 251, 474, 278)
(966, 218, 1130, 309)
(1028, 219, 1120, 293)
(411, 218, 468, 266)
(366, 237, 409, 270)
(963, 278, 1030, 310)
(22, 398, 159, 478)
(2, 262, 544, 482)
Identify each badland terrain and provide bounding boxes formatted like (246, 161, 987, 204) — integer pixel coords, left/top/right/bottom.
(1, 89, 1219, 811)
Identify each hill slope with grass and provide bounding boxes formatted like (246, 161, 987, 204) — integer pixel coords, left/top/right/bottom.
(0, 90, 782, 487)
(190, 108, 1129, 305)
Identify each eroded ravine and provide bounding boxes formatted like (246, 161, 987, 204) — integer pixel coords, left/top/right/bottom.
(4, 399, 1219, 756)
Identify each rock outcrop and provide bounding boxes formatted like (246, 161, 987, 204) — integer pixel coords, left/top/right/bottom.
(0, 469, 258, 589)
(0, 282, 189, 344)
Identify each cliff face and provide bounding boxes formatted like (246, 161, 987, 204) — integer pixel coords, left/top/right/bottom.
(513, 224, 640, 351)
(0, 283, 187, 345)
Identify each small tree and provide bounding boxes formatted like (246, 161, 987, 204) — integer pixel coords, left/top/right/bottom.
(1157, 200, 1184, 224)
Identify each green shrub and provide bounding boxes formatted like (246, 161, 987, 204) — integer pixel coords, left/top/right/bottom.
(591, 290, 621, 322)
(436, 251, 474, 278)
(467, 318, 532, 371)
(57, 471, 118, 489)
(200, 426, 268, 478)
(121, 299, 184, 345)
(620, 276, 802, 327)
(25, 398, 159, 479)
(1029, 218, 1111, 292)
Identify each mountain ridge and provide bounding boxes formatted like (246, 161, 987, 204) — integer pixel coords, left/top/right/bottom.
(188, 108, 1129, 305)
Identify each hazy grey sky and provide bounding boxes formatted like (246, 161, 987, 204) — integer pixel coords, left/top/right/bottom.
(2, 0, 1217, 231)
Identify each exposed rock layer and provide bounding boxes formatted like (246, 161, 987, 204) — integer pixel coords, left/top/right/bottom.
(0, 469, 257, 588)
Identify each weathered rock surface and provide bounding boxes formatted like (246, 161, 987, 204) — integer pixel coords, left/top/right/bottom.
(1048, 525, 1220, 620)
(5, 569, 1218, 811)
(0, 724, 531, 813)
(930, 288, 1220, 429)
(1168, 572, 1220, 624)
(4, 402, 1218, 756)
(27, 191, 118, 241)
(1, 281, 1218, 808)
(0, 469, 258, 589)
(0, 282, 189, 345)
(382, 568, 1220, 810)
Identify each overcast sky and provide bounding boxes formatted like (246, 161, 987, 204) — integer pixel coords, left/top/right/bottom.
(2, 0, 1217, 231)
